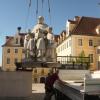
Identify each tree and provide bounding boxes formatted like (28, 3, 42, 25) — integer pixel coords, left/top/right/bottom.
(76, 50, 87, 63)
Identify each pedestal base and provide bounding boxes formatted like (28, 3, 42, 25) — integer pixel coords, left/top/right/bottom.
(15, 60, 61, 71)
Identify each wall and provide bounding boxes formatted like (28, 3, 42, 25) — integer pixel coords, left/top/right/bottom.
(2, 47, 24, 71)
(0, 71, 32, 97)
(72, 35, 100, 70)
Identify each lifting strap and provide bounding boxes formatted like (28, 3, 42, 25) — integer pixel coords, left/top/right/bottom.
(42, 0, 44, 15)
(48, 0, 51, 25)
(29, 0, 31, 7)
(36, 0, 38, 19)
(25, 0, 32, 32)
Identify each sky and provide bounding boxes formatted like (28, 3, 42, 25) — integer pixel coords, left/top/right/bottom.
(0, 0, 100, 66)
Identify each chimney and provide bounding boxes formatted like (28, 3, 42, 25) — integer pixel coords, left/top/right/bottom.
(28, 29, 31, 34)
(74, 16, 81, 22)
(17, 27, 21, 33)
(6, 36, 9, 42)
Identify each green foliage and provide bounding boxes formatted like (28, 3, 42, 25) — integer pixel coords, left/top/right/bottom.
(76, 50, 89, 63)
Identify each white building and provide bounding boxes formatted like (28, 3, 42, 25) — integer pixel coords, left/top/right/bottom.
(56, 16, 100, 70)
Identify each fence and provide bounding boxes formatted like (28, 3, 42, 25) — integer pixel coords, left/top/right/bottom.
(57, 56, 90, 69)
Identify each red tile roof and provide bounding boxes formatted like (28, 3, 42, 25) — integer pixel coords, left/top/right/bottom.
(71, 16, 100, 36)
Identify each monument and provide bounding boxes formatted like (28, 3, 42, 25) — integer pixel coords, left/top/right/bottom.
(16, 16, 59, 70)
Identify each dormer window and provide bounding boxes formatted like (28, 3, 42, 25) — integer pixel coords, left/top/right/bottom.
(15, 38, 18, 44)
(96, 25, 100, 34)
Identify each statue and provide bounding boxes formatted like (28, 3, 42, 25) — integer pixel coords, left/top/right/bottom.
(47, 27, 54, 44)
(46, 27, 56, 61)
(27, 33, 35, 59)
(24, 34, 30, 58)
(32, 16, 48, 33)
(23, 16, 56, 62)
(35, 28, 46, 61)
(15, 16, 61, 70)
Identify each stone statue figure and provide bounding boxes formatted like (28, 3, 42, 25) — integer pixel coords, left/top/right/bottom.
(35, 28, 46, 61)
(47, 27, 54, 44)
(24, 34, 30, 58)
(32, 16, 48, 33)
(32, 16, 49, 61)
(23, 16, 56, 62)
(27, 33, 35, 59)
(46, 27, 56, 61)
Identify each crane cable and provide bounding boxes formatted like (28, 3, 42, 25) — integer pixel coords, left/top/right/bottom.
(42, 0, 44, 15)
(25, 0, 31, 32)
(25, 0, 52, 31)
(48, 0, 52, 25)
(36, 0, 38, 20)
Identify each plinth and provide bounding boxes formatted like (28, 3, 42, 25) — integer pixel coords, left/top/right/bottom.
(15, 59, 61, 71)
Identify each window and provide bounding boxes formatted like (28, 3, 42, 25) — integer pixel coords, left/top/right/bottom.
(15, 49, 18, 53)
(65, 43, 66, 49)
(98, 61, 100, 70)
(15, 58, 18, 63)
(97, 49, 100, 54)
(96, 25, 100, 34)
(69, 40, 71, 47)
(22, 49, 24, 53)
(34, 78, 38, 83)
(78, 39, 82, 46)
(34, 69, 37, 73)
(89, 54, 93, 63)
(15, 38, 18, 44)
(20, 38, 24, 46)
(89, 40, 93, 46)
(63, 44, 64, 50)
(58, 48, 59, 53)
(67, 42, 68, 48)
(41, 69, 44, 74)
(7, 58, 10, 64)
(61, 46, 63, 51)
(7, 49, 10, 53)
(98, 40, 100, 45)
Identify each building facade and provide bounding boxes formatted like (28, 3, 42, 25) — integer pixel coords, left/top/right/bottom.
(2, 28, 57, 83)
(56, 16, 100, 70)
(2, 29, 25, 71)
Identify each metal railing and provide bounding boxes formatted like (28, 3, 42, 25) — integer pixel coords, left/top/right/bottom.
(57, 56, 90, 69)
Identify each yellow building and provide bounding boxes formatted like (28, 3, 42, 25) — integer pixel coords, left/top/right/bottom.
(2, 27, 51, 83)
(2, 28, 25, 71)
(56, 16, 100, 70)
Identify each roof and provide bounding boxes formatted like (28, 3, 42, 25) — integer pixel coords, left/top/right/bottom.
(59, 30, 66, 36)
(18, 33, 27, 36)
(68, 20, 78, 24)
(71, 16, 100, 36)
(57, 16, 100, 46)
(2, 33, 26, 47)
(2, 32, 59, 47)
(54, 35, 59, 42)
(2, 37, 14, 47)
